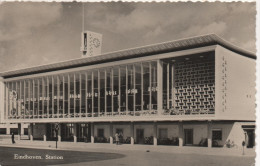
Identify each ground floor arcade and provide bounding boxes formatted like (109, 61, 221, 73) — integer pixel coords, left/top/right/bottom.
(21, 121, 255, 149)
(0, 123, 28, 135)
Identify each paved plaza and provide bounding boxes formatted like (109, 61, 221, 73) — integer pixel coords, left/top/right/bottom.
(0, 137, 256, 166)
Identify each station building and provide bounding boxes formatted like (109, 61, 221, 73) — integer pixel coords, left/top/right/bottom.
(0, 33, 256, 148)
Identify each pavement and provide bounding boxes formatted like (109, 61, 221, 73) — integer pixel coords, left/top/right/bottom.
(0, 135, 256, 157)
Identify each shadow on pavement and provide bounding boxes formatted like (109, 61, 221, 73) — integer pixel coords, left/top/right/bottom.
(0, 146, 125, 166)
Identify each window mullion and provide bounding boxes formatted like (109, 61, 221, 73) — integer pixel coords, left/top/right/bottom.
(74, 73, 76, 117)
(80, 73, 82, 117)
(52, 76, 54, 117)
(42, 78, 45, 116)
(59, 76, 61, 116)
(98, 70, 100, 116)
(38, 79, 40, 118)
(172, 65, 174, 108)
(141, 63, 143, 111)
(133, 65, 136, 115)
(118, 67, 121, 114)
(111, 69, 114, 115)
(167, 63, 170, 109)
(19, 81, 22, 117)
(125, 65, 129, 115)
(149, 63, 152, 110)
(104, 70, 107, 115)
(85, 72, 88, 117)
(68, 75, 70, 117)
(47, 77, 49, 118)
(63, 75, 65, 118)
(91, 71, 94, 116)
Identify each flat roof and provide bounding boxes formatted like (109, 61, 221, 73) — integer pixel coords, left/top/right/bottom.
(0, 34, 256, 78)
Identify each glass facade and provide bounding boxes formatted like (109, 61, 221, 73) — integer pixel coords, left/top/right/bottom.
(5, 61, 161, 119)
(4, 57, 215, 120)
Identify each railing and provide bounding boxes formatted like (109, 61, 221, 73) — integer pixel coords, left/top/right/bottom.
(161, 108, 215, 115)
(7, 108, 214, 119)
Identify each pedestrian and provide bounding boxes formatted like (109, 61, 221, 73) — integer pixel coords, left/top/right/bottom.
(115, 132, 119, 145)
(11, 132, 15, 144)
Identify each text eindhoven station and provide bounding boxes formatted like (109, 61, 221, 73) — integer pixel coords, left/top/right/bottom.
(0, 32, 256, 149)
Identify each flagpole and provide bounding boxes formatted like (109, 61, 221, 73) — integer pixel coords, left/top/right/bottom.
(82, 2, 84, 32)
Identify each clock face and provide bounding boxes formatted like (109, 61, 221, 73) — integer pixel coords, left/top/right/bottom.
(92, 38, 101, 48)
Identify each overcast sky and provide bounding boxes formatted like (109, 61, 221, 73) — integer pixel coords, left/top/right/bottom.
(0, 2, 256, 72)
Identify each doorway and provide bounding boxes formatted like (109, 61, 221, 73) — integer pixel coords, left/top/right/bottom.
(76, 123, 90, 142)
(245, 129, 255, 148)
(184, 129, 193, 145)
(136, 129, 144, 144)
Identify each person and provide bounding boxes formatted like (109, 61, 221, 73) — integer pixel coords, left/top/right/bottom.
(11, 132, 15, 144)
(115, 132, 119, 145)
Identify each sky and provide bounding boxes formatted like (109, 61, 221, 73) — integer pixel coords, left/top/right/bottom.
(0, 1, 256, 73)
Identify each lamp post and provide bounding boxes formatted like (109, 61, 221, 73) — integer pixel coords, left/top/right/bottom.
(55, 123, 60, 149)
(242, 132, 247, 155)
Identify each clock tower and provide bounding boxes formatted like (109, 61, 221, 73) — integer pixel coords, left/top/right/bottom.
(80, 31, 102, 57)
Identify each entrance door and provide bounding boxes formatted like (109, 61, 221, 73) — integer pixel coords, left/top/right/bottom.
(184, 129, 193, 145)
(76, 123, 89, 142)
(46, 123, 56, 141)
(246, 130, 255, 148)
(136, 129, 144, 144)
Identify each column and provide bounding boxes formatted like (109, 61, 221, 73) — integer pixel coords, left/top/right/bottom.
(30, 123, 33, 141)
(58, 126, 61, 142)
(43, 134, 47, 142)
(91, 123, 94, 143)
(73, 124, 77, 143)
(43, 124, 47, 142)
(21, 123, 24, 135)
(153, 121, 157, 146)
(6, 123, 10, 135)
(0, 77, 5, 123)
(130, 122, 134, 145)
(109, 123, 113, 144)
(178, 121, 183, 147)
(18, 123, 21, 140)
(207, 121, 212, 148)
(157, 60, 163, 113)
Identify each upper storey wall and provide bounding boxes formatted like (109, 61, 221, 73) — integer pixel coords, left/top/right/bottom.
(215, 46, 256, 121)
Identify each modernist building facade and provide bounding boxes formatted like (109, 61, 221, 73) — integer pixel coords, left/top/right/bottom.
(0, 34, 256, 148)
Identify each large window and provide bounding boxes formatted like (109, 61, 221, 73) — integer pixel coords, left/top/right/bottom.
(48, 76, 53, 116)
(87, 72, 93, 116)
(120, 66, 126, 112)
(127, 65, 134, 113)
(75, 74, 80, 115)
(135, 64, 142, 111)
(100, 70, 105, 115)
(113, 67, 119, 115)
(106, 69, 112, 114)
(58, 75, 63, 115)
(143, 63, 150, 110)
(159, 128, 168, 139)
(69, 74, 74, 116)
(64, 75, 69, 116)
(212, 130, 222, 141)
(97, 128, 104, 137)
(5, 61, 158, 119)
(81, 73, 86, 115)
(93, 70, 98, 116)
